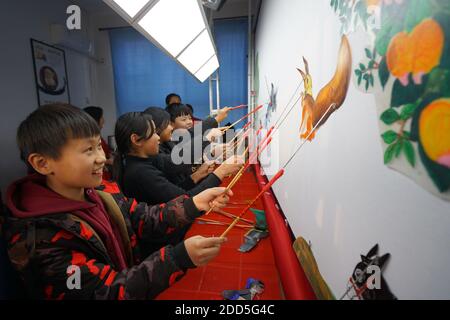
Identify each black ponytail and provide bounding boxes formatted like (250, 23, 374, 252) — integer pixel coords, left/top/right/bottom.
(143, 106, 170, 135)
(113, 112, 154, 189)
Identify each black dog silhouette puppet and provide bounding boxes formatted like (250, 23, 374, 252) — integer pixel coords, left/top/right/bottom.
(341, 244, 396, 300)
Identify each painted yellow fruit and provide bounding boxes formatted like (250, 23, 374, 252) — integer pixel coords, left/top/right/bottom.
(419, 99, 450, 168)
(366, 0, 380, 6)
(386, 32, 412, 79)
(387, 19, 444, 85)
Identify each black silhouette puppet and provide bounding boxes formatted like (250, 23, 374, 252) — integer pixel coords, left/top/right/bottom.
(341, 244, 396, 300)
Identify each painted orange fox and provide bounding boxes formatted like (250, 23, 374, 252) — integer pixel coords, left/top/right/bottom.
(297, 35, 353, 140)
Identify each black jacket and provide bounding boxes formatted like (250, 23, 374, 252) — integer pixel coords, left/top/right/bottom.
(122, 155, 221, 206)
(156, 142, 198, 189)
(173, 117, 219, 164)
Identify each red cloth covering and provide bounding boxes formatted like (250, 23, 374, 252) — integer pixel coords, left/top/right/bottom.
(254, 163, 316, 300)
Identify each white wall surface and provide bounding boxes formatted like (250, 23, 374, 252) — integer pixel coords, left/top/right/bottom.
(0, 0, 120, 195)
(255, 0, 450, 299)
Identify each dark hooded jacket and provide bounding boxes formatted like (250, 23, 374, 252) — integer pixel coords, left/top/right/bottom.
(1, 174, 201, 300)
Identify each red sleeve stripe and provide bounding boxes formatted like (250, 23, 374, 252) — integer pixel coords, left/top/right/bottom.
(138, 220, 144, 238)
(101, 180, 121, 194)
(71, 251, 87, 266)
(130, 234, 137, 248)
(51, 230, 73, 243)
(10, 233, 21, 245)
(130, 200, 138, 214)
(45, 285, 53, 299)
(79, 222, 93, 240)
(104, 270, 118, 286)
(169, 270, 185, 286)
(100, 265, 111, 280)
(118, 285, 126, 300)
(86, 259, 100, 276)
(160, 247, 165, 262)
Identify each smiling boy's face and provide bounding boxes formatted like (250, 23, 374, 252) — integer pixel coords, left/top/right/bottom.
(46, 136, 106, 191)
(173, 114, 193, 130)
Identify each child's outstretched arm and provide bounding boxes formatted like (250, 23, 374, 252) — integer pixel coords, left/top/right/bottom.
(32, 237, 197, 299)
(18, 189, 230, 300)
(126, 187, 232, 241)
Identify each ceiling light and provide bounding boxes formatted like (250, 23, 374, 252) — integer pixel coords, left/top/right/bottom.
(178, 29, 215, 74)
(104, 0, 220, 82)
(195, 55, 219, 82)
(108, 0, 150, 18)
(138, 0, 206, 57)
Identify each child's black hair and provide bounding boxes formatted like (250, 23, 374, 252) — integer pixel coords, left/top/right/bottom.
(17, 104, 100, 167)
(83, 106, 104, 125)
(165, 103, 193, 122)
(165, 93, 181, 106)
(143, 107, 170, 135)
(186, 104, 194, 115)
(113, 112, 154, 188)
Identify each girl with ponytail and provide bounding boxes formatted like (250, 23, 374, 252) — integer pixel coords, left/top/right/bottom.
(113, 112, 158, 190)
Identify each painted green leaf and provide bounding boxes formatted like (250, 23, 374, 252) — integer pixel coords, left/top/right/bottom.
(355, 69, 362, 76)
(381, 130, 398, 144)
(433, 0, 450, 12)
(374, 10, 404, 56)
(365, 48, 372, 59)
(355, 1, 365, 15)
(360, 63, 366, 71)
(346, 6, 352, 19)
(394, 139, 403, 158)
(405, 0, 432, 33)
(378, 56, 390, 89)
(380, 108, 400, 125)
(355, 1, 368, 30)
(403, 140, 416, 167)
(353, 8, 359, 30)
(418, 142, 450, 193)
(434, 14, 450, 68)
(400, 103, 418, 120)
(331, 0, 338, 11)
(365, 79, 370, 91)
(403, 131, 411, 140)
(384, 143, 396, 164)
(369, 74, 374, 87)
(425, 68, 450, 97)
(391, 76, 427, 108)
(375, 26, 391, 57)
(358, 73, 363, 85)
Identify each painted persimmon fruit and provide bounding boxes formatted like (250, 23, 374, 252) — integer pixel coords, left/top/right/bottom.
(387, 18, 445, 86)
(419, 98, 450, 168)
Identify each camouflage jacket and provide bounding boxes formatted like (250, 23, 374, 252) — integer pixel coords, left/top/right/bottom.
(1, 188, 201, 300)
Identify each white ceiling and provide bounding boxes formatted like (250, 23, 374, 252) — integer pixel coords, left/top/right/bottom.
(72, 0, 111, 14)
(72, 0, 260, 18)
